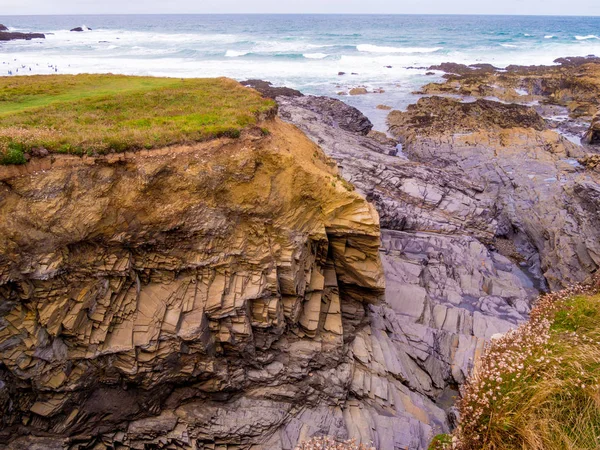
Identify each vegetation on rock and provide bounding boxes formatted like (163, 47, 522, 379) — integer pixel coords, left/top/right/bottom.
(0, 74, 275, 163)
(442, 274, 600, 450)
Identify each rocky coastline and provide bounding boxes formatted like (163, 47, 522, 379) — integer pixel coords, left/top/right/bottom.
(0, 24, 45, 41)
(0, 56, 599, 450)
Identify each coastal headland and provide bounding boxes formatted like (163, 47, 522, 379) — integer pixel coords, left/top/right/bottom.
(0, 53, 599, 450)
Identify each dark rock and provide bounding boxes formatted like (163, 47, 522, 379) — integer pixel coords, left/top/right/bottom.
(239, 79, 303, 99)
(583, 121, 600, 145)
(338, 71, 346, 76)
(554, 55, 600, 67)
(70, 27, 91, 32)
(384, 65, 392, 69)
(280, 95, 373, 135)
(30, 147, 49, 158)
(428, 62, 498, 75)
(388, 96, 547, 138)
(0, 31, 45, 41)
(425, 71, 435, 75)
(0, 24, 8, 32)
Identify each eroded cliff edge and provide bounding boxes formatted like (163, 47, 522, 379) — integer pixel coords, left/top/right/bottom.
(0, 118, 386, 449)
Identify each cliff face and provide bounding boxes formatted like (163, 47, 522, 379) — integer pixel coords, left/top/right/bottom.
(0, 118, 385, 449)
(278, 95, 538, 449)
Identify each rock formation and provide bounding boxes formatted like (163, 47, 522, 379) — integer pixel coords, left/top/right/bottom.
(420, 57, 600, 144)
(3, 72, 600, 450)
(583, 114, 600, 145)
(278, 95, 539, 448)
(0, 30, 45, 41)
(388, 96, 600, 289)
(240, 80, 303, 99)
(0, 119, 385, 449)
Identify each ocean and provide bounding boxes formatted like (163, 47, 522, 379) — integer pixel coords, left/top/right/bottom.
(1, 14, 600, 130)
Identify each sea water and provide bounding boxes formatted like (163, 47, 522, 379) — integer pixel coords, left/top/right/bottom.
(1, 14, 600, 130)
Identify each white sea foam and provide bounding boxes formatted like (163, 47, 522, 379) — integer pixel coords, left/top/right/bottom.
(545, 35, 555, 39)
(575, 35, 600, 40)
(225, 50, 249, 57)
(357, 44, 442, 54)
(252, 41, 331, 54)
(303, 53, 328, 59)
(500, 43, 518, 48)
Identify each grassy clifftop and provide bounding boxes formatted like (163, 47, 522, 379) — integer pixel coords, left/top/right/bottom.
(0, 74, 275, 164)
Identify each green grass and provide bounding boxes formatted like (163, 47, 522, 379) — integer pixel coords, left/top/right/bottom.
(0, 74, 275, 163)
(428, 434, 453, 449)
(452, 278, 600, 450)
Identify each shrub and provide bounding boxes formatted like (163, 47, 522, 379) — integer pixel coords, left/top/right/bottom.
(295, 436, 375, 450)
(450, 274, 600, 450)
(0, 142, 27, 165)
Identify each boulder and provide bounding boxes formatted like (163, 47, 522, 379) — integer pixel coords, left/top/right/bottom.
(240, 79, 303, 99)
(349, 87, 368, 95)
(0, 24, 8, 31)
(277, 95, 373, 135)
(582, 114, 600, 145)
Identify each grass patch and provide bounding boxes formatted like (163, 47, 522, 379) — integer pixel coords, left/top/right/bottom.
(449, 275, 600, 450)
(428, 434, 453, 449)
(0, 74, 275, 164)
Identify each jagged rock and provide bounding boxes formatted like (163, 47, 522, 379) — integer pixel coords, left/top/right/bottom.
(280, 95, 373, 135)
(421, 57, 600, 120)
(0, 24, 8, 31)
(277, 95, 538, 448)
(240, 80, 303, 99)
(366, 130, 397, 148)
(388, 96, 600, 289)
(582, 114, 600, 145)
(579, 154, 600, 171)
(428, 62, 498, 75)
(553, 55, 600, 67)
(0, 118, 384, 449)
(388, 97, 547, 137)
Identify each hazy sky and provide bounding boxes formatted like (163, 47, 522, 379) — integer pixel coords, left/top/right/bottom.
(2, 0, 600, 16)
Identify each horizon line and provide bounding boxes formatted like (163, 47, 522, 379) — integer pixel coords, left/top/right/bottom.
(1, 12, 600, 17)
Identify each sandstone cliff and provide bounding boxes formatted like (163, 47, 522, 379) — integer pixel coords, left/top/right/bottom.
(0, 118, 385, 449)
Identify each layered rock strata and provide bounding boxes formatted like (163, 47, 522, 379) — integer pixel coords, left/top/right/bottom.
(278, 95, 539, 448)
(0, 119, 385, 449)
(388, 96, 600, 289)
